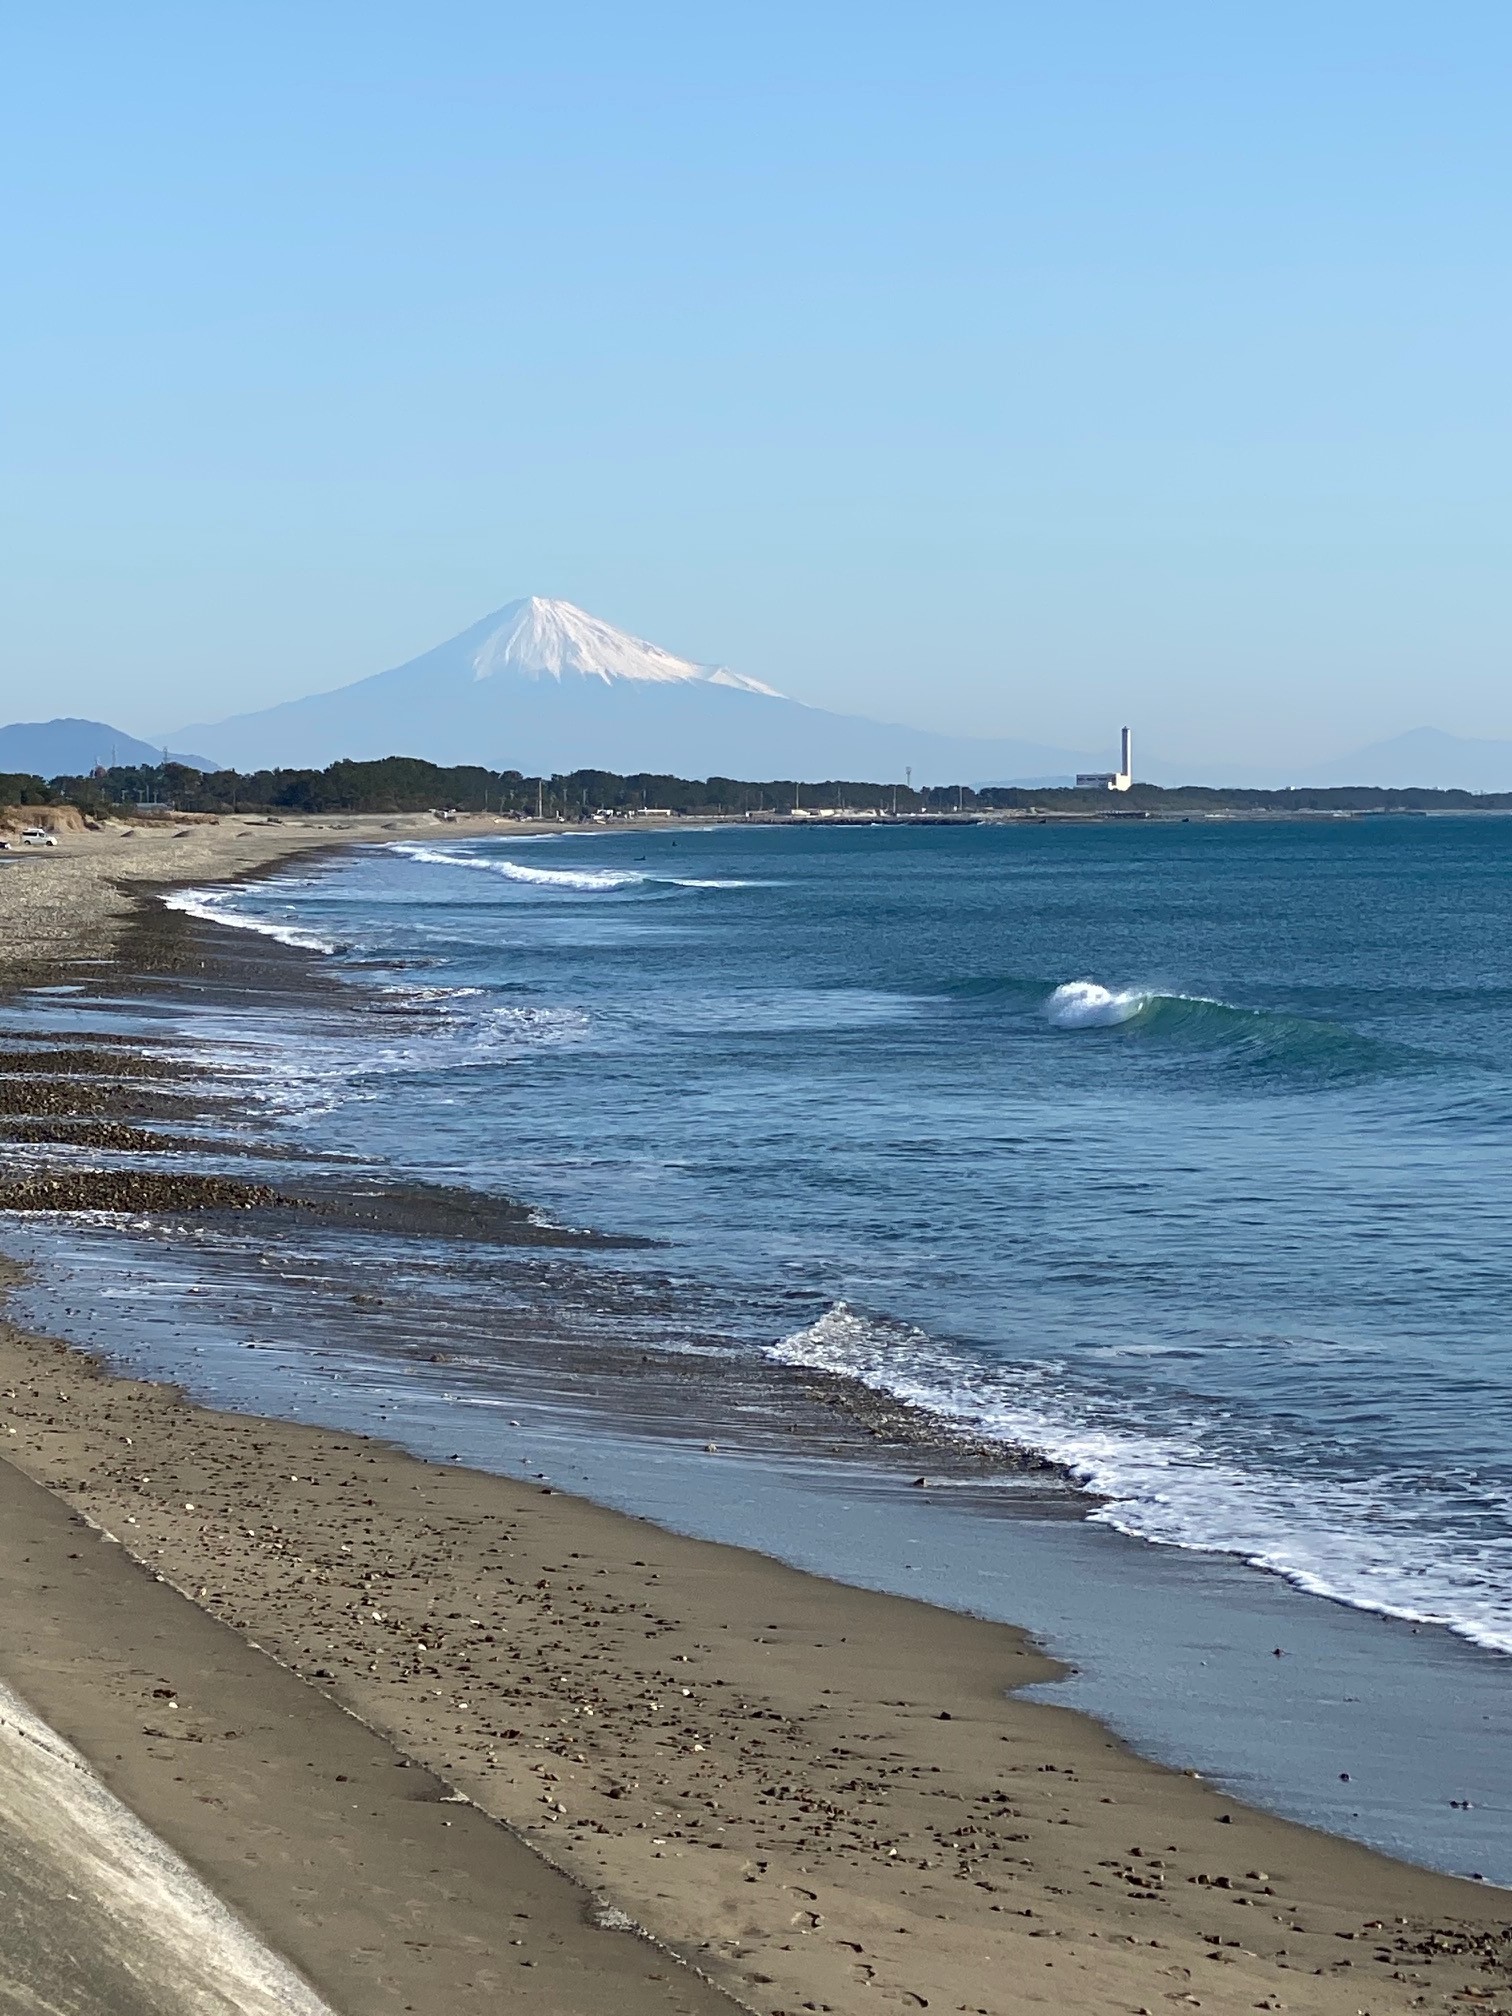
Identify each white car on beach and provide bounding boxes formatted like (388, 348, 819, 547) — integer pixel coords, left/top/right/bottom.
(20, 828, 57, 846)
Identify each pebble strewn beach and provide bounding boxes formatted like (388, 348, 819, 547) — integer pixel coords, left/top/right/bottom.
(0, 818, 1510, 2015)
(1, 1317, 1511, 2016)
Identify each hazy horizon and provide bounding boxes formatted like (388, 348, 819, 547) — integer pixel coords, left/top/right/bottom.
(8, 590, 1512, 792)
(4, 5, 1511, 773)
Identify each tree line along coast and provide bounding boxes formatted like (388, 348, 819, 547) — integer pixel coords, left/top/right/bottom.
(5, 755, 1512, 824)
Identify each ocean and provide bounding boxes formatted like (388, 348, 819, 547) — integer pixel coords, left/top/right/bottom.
(7, 812, 1512, 1876)
(162, 815, 1512, 1655)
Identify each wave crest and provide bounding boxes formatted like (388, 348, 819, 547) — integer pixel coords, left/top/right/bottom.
(162, 889, 341, 954)
(391, 844, 639, 890)
(1046, 981, 1151, 1027)
(1042, 979, 1427, 1087)
(770, 1303, 1512, 1655)
(389, 841, 762, 893)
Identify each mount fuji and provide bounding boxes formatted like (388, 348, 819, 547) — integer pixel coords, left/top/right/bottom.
(171, 597, 1091, 785)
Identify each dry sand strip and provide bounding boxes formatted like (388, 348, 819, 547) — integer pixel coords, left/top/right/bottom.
(0, 1677, 335, 2016)
(0, 1320, 1509, 2016)
(0, 1436, 738, 2016)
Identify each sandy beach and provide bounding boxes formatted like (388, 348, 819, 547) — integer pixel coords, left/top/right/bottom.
(1, 818, 1510, 2015)
(0, 810, 518, 982)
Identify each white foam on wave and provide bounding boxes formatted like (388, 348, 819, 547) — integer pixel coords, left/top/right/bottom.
(1045, 980, 1150, 1027)
(770, 1303, 1512, 1656)
(163, 888, 341, 955)
(393, 844, 641, 890)
(668, 876, 764, 889)
(481, 1001, 591, 1047)
(185, 993, 592, 1125)
(531, 866, 646, 888)
(376, 982, 485, 1002)
(390, 841, 762, 893)
(1046, 980, 1245, 1032)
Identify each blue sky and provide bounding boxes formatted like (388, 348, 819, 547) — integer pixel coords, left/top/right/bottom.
(2, 2, 1510, 771)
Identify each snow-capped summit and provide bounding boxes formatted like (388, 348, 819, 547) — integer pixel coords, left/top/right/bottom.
(472, 596, 781, 694)
(171, 594, 1092, 784)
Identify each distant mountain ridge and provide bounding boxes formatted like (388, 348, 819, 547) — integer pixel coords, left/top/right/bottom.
(170, 596, 1094, 785)
(1294, 727, 1512, 794)
(0, 718, 213, 776)
(22, 617, 1512, 792)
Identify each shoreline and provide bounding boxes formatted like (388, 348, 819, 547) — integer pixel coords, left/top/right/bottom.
(2, 1311, 1510, 2016)
(0, 807, 586, 984)
(2, 815, 1511, 2011)
(0, 1301, 736, 2016)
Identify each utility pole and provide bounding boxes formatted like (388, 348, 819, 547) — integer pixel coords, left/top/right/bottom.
(537, 777, 544, 821)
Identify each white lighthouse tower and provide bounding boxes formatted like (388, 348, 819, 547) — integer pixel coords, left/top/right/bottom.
(1076, 727, 1134, 793)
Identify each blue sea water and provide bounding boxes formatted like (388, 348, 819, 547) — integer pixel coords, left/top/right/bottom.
(154, 814, 1512, 1661)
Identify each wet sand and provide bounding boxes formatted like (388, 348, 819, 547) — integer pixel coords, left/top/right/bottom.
(0, 1357, 735, 2015)
(1, 1313, 1509, 2016)
(2, 830, 1511, 2014)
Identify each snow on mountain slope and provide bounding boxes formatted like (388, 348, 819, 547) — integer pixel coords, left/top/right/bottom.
(171, 597, 1091, 784)
(471, 597, 780, 692)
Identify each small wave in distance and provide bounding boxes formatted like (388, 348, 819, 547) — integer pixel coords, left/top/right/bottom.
(389, 840, 762, 892)
(1042, 977, 1433, 1088)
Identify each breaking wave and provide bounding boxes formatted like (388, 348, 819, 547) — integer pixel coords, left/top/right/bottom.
(389, 842, 759, 892)
(162, 888, 342, 954)
(392, 844, 640, 889)
(770, 1303, 1512, 1656)
(1042, 979, 1429, 1086)
(1045, 981, 1155, 1027)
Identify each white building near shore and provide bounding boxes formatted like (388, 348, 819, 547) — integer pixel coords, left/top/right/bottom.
(1077, 726, 1133, 793)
